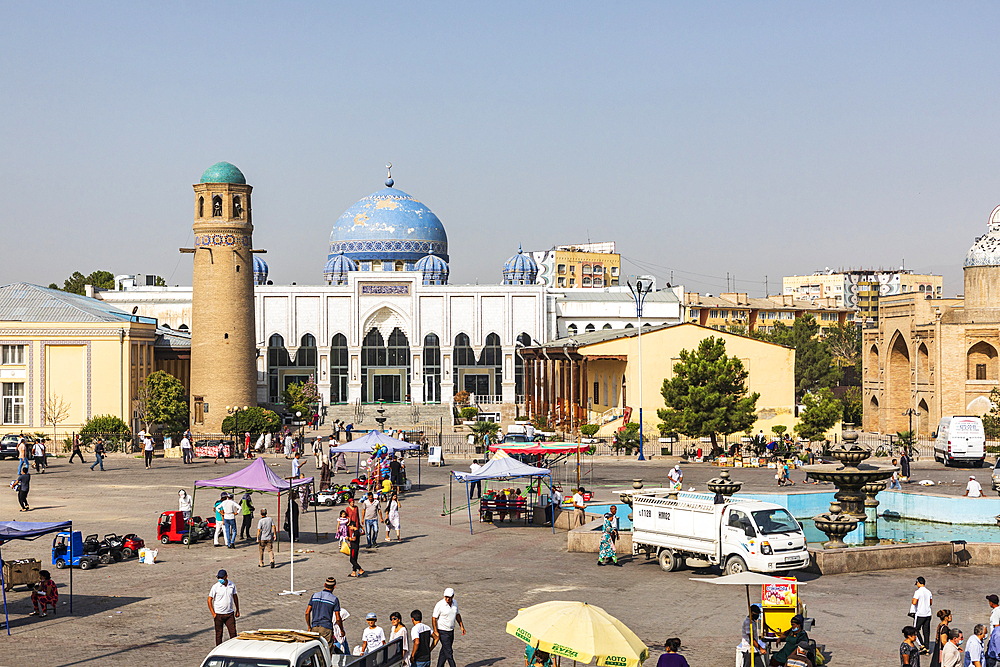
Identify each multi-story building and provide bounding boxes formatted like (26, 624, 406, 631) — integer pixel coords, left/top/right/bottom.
(527, 242, 621, 288)
(683, 293, 852, 335)
(783, 270, 943, 324)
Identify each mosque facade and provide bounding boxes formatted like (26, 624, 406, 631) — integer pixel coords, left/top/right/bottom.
(98, 163, 682, 424)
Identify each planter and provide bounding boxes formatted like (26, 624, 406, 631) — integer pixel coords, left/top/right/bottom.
(474, 446, 484, 454)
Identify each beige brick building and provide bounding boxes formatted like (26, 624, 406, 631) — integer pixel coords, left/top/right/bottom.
(863, 204, 1000, 435)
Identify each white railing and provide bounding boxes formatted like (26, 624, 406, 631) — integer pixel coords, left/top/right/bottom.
(470, 394, 503, 405)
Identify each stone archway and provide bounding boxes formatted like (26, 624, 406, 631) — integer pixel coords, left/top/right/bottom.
(866, 344, 879, 381)
(887, 333, 910, 433)
(967, 341, 998, 381)
(917, 398, 929, 437)
(866, 395, 880, 431)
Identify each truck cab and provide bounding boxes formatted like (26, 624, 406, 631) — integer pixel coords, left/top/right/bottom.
(52, 531, 100, 570)
(720, 503, 808, 574)
(202, 630, 405, 667)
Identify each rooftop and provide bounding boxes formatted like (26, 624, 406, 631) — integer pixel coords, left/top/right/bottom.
(0, 283, 157, 324)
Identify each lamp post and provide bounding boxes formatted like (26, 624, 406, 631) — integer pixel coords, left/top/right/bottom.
(227, 406, 249, 456)
(296, 410, 303, 440)
(901, 408, 917, 455)
(627, 278, 653, 461)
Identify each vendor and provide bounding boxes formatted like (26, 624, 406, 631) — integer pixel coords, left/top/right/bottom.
(738, 604, 766, 667)
(768, 614, 809, 666)
(524, 645, 552, 667)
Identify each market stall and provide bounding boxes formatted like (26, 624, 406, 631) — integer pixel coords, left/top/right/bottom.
(452, 452, 554, 535)
(0, 520, 74, 635)
(330, 430, 422, 489)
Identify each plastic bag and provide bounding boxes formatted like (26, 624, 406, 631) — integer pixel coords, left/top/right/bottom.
(340, 541, 351, 555)
(138, 548, 158, 564)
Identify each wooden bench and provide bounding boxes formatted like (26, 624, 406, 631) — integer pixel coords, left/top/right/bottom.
(479, 498, 530, 524)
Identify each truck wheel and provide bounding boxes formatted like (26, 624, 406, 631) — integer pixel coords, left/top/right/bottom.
(657, 549, 679, 572)
(160, 535, 170, 544)
(55, 559, 66, 570)
(725, 555, 748, 575)
(80, 559, 93, 570)
(181, 535, 191, 545)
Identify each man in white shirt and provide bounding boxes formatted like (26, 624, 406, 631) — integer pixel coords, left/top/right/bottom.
(469, 461, 482, 499)
(362, 612, 387, 653)
(143, 435, 155, 469)
(181, 434, 192, 464)
(668, 464, 683, 490)
(572, 489, 586, 529)
(363, 492, 382, 549)
(432, 588, 466, 667)
(988, 595, 1000, 631)
(220, 494, 241, 550)
(32, 441, 46, 473)
(967, 624, 987, 667)
(912, 576, 934, 649)
(207, 569, 239, 646)
(966, 476, 984, 498)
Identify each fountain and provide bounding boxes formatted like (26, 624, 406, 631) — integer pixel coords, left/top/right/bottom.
(800, 427, 896, 547)
(862, 481, 887, 546)
(706, 470, 743, 498)
(374, 403, 388, 431)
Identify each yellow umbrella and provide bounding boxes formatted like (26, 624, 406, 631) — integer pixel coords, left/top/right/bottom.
(506, 600, 649, 667)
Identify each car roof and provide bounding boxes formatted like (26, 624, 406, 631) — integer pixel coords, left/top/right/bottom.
(205, 637, 322, 660)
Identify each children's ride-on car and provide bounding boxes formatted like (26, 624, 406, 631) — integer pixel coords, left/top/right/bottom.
(158, 510, 199, 545)
(83, 534, 123, 564)
(120, 533, 145, 559)
(52, 531, 100, 570)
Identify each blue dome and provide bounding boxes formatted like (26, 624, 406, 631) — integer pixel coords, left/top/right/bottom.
(503, 246, 538, 285)
(415, 254, 449, 285)
(324, 252, 359, 284)
(253, 255, 269, 286)
(200, 161, 247, 184)
(328, 184, 448, 265)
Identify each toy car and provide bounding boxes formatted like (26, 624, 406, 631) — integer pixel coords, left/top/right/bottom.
(158, 510, 199, 545)
(120, 533, 145, 559)
(52, 531, 100, 570)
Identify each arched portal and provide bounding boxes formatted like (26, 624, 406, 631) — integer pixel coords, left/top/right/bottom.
(866, 395, 880, 431)
(361, 327, 410, 403)
(887, 333, 910, 432)
(917, 343, 929, 383)
(866, 345, 879, 381)
(917, 398, 929, 436)
(967, 341, 998, 380)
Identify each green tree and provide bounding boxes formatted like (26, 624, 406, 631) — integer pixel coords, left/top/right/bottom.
(222, 406, 281, 436)
(840, 386, 863, 425)
(281, 380, 320, 419)
(767, 316, 841, 399)
(137, 371, 189, 432)
(79, 414, 131, 450)
(657, 336, 760, 453)
(49, 270, 116, 295)
(468, 420, 500, 445)
(984, 388, 1000, 439)
(771, 424, 787, 438)
(825, 321, 862, 384)
(794, 388, 842, 442)
(613, 422, 641, 455)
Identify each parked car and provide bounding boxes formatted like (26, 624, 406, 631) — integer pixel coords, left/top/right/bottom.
(52, 531, 100, 570)
(0, 435, 19, 459)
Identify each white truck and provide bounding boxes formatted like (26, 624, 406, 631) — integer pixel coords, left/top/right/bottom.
(630, 490, 809, 575)
(201, 631, 405, 667)
(934, 416, 986, 467)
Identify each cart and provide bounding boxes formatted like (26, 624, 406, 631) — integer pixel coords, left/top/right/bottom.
(2, 559, 40, 592)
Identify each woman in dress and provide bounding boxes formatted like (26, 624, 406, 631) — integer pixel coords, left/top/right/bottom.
(347, 518, 364, 576)
(598, 505, 620, 566)
(385, 492, 401, 542)
(389, 611, 409, 665)
(929, 608, 951, 667)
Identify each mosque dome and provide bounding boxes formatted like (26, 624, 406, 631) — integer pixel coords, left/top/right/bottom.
(415, 254, 449, 285)
(200, 161, 247, 184)
(324, 252, 359, 285)
(503, 246, 538, 285)
(252, 255, 268, 286)
(965, 204, 1000, 268)
(327, 167, 448, 269)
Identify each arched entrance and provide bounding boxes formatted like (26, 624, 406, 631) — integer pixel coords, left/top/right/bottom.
(917, 398, 929, 437)
(866, 395, 879, 431)
(866, 344, 879, 382)
(361, 327, 410, 403)
(967, 341, 998, 380)
(887, 333, 910, 432)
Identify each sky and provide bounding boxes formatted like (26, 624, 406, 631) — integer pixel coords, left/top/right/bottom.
(4, 2, 1000, 296)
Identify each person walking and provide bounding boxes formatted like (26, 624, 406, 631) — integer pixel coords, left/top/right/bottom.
(15, 466, 30, 511)
(90, 439, 105, 471)
(900, 450, 912, 483)
(345, 423, 354, 442)
(181, 433, 193, 464)
(347, 517, 364, 577)
(143, 434, 154, 469)
(388, 611, 410, 664)
(215, 440, 228, 464)
(32, 440, 45, 473)
(598, 505, 620, 566)
(432, 588, 465, 667)
(385, 492, 401, 542)
(313, 438, 323, 470)
(363, 492, 382, 549)
(901, 626, 921, 667)
(572, 488, 586, 529)
(213, 493, 229, 547)
(930, 609, 952, 667)
(178, 489, 193, 523)
(942, 629, 963, 667)
(257, 508, 276, 568)
(469, 460, 482, 499)
(208, 569, 239, 646)
(69, 435, 85, 463)
(912, 577, 934, 650)
(890, 460, 902, 491)
(16, 437, 28, 472)
(989, 596, 1000, 631)
(985, 623, 1000, 667)
(292, 452, 305, 479)
(968, 625, 988, 667)
(221, 492, 240, 549)
(239, 493, 255, 541)
(410, 610, 433, 667)
(657, 638, 690, 667)
(305, 577, 345, 650)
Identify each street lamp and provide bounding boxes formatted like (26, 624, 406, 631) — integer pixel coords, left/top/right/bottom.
(296, 410, 303, 440)
(227, 406, 249, 457)
(901, 408, 917, 455)
(627, 278, 653, 461)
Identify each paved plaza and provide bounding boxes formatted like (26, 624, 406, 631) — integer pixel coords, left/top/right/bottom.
(0, 447, 995, 666)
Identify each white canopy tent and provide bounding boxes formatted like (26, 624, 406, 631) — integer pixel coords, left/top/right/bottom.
(452, 453, 554, 535)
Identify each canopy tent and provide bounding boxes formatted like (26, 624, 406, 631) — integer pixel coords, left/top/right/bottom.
(193, 457, 317, 548)
(330, 430, 422, 488)
(489, 442, 590, 456)
(0, 520, 73, 635)
(451, 452, 554, 535)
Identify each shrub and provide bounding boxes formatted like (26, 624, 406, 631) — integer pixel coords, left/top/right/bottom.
(80, 415, 131, 449)
(580, 424, 600, 437)
(453, 390, 471, 406)
(222, 406, 281, 437)
(459, 407, 479, 421)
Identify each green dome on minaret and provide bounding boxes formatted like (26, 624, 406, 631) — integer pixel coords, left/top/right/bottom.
(200, 161, 246, 184)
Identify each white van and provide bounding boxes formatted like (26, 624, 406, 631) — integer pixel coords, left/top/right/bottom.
(934, 416, 986, 467)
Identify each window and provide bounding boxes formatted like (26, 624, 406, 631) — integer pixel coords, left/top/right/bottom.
(585, 323, 596, 333)
(2, 345, 24, 365)
(569, 266, 575, 274)
(603, 323, 612, 330)
(330, 334, 348, 404)
(582, 265, 592, 274)
(557, 264, 566, 274)
(394, 261, 404, 272)
(593, 381, 600, 405)
(3, 382, 24, 425)
(567, 324, 577, 336)
(977, 363, 987, 380)
(569, 279, 575, 286)
(424, 333, 442, 403)
(557, 277, 566, 287)
(582, 277, 591, 286)
(593, 265, 603, 274)
(593, 278, 603, 287)
(198, 196, 204, 217)
(212, 195, 223, 216)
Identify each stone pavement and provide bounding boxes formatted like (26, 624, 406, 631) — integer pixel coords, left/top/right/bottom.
(0, 451, 995, 666)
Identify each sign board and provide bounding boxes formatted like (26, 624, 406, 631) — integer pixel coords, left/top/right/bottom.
(428, 445, 442, 465)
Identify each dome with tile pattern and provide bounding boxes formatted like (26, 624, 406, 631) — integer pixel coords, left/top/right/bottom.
(324, 252, 359, 285)
(253, 255, 268, 286)
(503, 246, 538, 285)
(200, 161, 247, 184)
(965, 204, 1000, 268)
(415, 254, 449, 285)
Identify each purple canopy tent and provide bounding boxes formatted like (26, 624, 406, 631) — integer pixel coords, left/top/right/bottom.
(193, 457, 317, 549)
(0, 520, 73, 635)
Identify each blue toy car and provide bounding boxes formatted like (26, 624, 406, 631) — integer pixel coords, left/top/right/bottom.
(52, 531, 100, 570)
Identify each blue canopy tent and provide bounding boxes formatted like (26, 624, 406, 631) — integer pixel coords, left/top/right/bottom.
(0, 520, 73, 635)
(451, 455, 554, 535)
(330, 431, 422, 488)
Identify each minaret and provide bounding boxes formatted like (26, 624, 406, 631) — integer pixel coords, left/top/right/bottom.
(184, 162, 258, 434)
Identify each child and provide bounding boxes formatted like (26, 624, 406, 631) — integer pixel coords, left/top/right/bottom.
(361, 612, 386, 653)
(30, 570, 58, 617)
(337, 509, 349, 544)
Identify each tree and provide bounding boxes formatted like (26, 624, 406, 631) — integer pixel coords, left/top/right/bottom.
(48, 270, 115, 295)
(613, 422, 641, 455)
(840, 386, 863, 425)
(80, 414, 131, 450)
(222, 406, 281, 437)
(771, 424, 787, 438)
(468, 420, 500, 445)
(657, 336, 760, 453)
(135, 371, 188, 432)
(825, 322, 862, 384)
(766, 316, 841, 399)
(44, 394, 71, 445)
(794, 388, 842, 442)
(281, 380, 320, 420)
(984, 388, 1000, 439)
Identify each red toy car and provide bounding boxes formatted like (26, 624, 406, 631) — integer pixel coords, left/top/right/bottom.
(120, 533, 145, 559)
(157, 510, 200, 545)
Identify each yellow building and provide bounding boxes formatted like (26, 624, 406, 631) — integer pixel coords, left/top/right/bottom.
(528, 242, 621, 288)
(783, 270, 943, 325)
(0, 283, 190, 440)
(684, 293, 851, 335)
(520, 323, 800, 438)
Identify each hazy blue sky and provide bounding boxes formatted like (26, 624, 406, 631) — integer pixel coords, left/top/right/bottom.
(4, 2, 1000, 295)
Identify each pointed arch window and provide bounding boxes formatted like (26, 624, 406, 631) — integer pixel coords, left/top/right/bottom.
(198, 196, 204, 218)
(212, 195, 223, 217)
